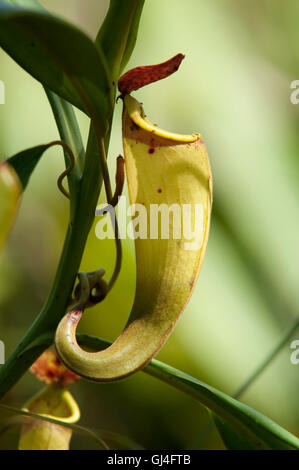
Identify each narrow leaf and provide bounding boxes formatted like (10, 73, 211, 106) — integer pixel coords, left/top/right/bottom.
(7, 144, 49, 189)
(119, 0, 146, 73)
(96, 0, 145, 79)
(145, 360, 299, 450)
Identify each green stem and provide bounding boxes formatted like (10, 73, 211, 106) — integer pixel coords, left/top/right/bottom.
(44, 89, 85, 171)
(92, 134, 122, 291)
(0, 109, 111, 401)
(44, 89, 84, 211)
(0, 218, 93, 397)
(234, 317, 299, 399)
(0, 0, 145, 399)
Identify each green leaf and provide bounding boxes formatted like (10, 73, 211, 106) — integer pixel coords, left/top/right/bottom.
(24, 332, 299, 450)
(0, 1, 112, 132)
(212, 413, 257, 450)
(7, 144, 49, 189)
(145, 360, 299, 450)
(120, 0, 146, 73)
(3, 2, 85, 200)
(0, 163, 21, 253)
(96, 0, 145, 79)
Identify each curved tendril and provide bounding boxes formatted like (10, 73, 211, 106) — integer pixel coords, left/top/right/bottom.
(74, 272, 90, 310)
(107, 218, 122, 292)
(94, 155, 124, 293)
(44, 140, 75, 199)
(95, 135, 123, 291)
(73, 270, 108, 310)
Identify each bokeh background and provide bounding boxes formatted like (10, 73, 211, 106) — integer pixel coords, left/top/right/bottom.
(0, 0, 298, 449)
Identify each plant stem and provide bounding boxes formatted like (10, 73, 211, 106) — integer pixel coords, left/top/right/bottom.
(44, 89, 84, 213)
(234, 317, 299, 399)
(0, 193, 100, 397)
(45, 89, 85, 171)
(0, 0, 145, 399)
(0, 102, 113, 400)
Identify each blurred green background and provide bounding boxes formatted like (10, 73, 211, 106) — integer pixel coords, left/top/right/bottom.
(0, 0, 298, 449)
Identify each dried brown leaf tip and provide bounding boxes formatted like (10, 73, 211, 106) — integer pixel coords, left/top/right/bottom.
(118, 53, 185, 95)
(30, 349, 80, 386)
